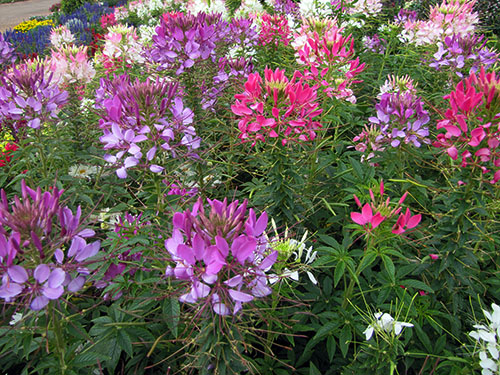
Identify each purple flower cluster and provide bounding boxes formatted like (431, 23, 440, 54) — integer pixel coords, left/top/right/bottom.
(0, 34, 16, 68)
(363, 34, 386, 54)
(149, 12, 228, 75)
(95, 74, 200, 178)
(369, 91, 430, 148)
(428, 34, 498, 78)
(201, 56, 254, 110)
(0, 64, 68, 139)
(273, 0, 300, 19)
(0, 181, 101, 310)
(164, 198, 277, 316)
(394, 9, 418, 24)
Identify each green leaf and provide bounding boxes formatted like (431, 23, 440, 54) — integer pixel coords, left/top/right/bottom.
(334, 261, 345, 287)
(381, 255, 395, 283)
(327, 335, 336, 362)
(309, 361, 321, 375)
(163, 298, 180, 338)
(339, 325, 352, 358)
(358, 251, 378, 273)
(401, 279, 434, 293)
(117, 330, 133, 357)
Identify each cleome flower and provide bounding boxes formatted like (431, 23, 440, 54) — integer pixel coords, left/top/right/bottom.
(231, 67, 322, 145)
(164, 198, 278, 316)
(95, 73, 200, 178)
(469, 303, 500, 375)
(363, 312, 414, 340)
(0, 180, 101, 310)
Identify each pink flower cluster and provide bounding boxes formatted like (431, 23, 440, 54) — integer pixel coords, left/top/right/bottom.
(98, 25, 145, 73)
(433, 68, 500, 184)
(292, 17, 365, 103)
(351, 181, 421, 236)
(231, 67, 322, 145)
(259, 13, 291, 47)
(100, 13, 117, 30)
(400, 0, 479, 46)
(165, 198, 277, 315)
(48, 45, 96, 89)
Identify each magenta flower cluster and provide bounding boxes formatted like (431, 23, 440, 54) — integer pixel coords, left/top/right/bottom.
(0, 63, 68, 139)
(95, 74, 200, 178)
(164, 198, 277, 316)
(368, 91, 430, 148)
(0, 181, 101, 310)
(428, 33, 498, 77)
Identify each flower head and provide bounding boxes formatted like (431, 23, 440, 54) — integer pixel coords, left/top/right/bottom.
(165, 198, 277, 315)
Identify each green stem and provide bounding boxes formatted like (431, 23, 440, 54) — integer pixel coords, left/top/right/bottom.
(50, 303, 67, 375)
(35, 129, 48, 179)
(342, 238, 375, 309)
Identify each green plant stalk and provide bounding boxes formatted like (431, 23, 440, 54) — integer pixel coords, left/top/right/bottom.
(342, 237, 375, 309)
(35, 128, 48, 179)
(50, 303, 67, 375)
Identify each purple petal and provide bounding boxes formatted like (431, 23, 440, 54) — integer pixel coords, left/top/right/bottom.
(116, 167, 127, 179)
(224, 275, 243, 287)
(177, 244, 196, 265)
(34, 264, 50, 283)
(231, 236, 256, 264)
(55, 249, 64, 263)
(77, 229, 95, 237)
(30, 295, 49, 310)
(42, 285, 64, 300)
(74, 241, 101, 262)
(67, 276, 85, 292)
(48, 268, 66, 288)
(67, 237, 86, 258)
(213, 302, 230, 315)
(8, 265, 28, 283)
(259, 251, 278, 272)
(0, 282, 23, 298)
(229, 289, 254, 302)
(149, 164, 164, 173)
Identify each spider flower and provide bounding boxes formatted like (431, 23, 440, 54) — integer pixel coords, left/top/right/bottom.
(0, 63, 68, 139)
(351, 181, 420, 236)
(292, 17, 365, 102)
(232, 67, 322, 145)
(433, 67, 500, 184)
(428, 33, 498, 78)
(259, 13, 292, 47)
(368, 91, 430, 148)
(95, 74, 200, 178)
(149, 12, 230, 75)
(0, 34, 16, 68)
(164, 198, 277, 315)
(0, 180, 101, 310)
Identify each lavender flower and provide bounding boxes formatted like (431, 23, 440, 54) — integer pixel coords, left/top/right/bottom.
(368, 91, 430, 148)
(201, 56, 253, 111)
(0, 180, 101, 310)
(0, 34, 16, 68)
(149, 12, 224, 75)
(0, 63, 69, 140)
(394, 9, 418, 24)
(428, 33, 498, 77)
(164, 198, 277, 316)
(274, 0, 301, 19)
(95, 74, 200, 178)
(362, 34, 386, 54)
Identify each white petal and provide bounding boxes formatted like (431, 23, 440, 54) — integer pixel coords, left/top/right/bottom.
(363, 326, 374, 340)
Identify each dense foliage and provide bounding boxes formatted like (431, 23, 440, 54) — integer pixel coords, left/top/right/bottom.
(0, 0, 499, 374)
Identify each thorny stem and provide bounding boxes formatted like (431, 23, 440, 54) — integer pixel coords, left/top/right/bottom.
(50, 303, 67, 375)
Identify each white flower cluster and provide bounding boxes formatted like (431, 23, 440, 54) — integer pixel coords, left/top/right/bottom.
(363, 312, 413, 340)
(234, 0, 264, 18)
(470, 303, 500, 375)
(299, 0, 332, 18)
